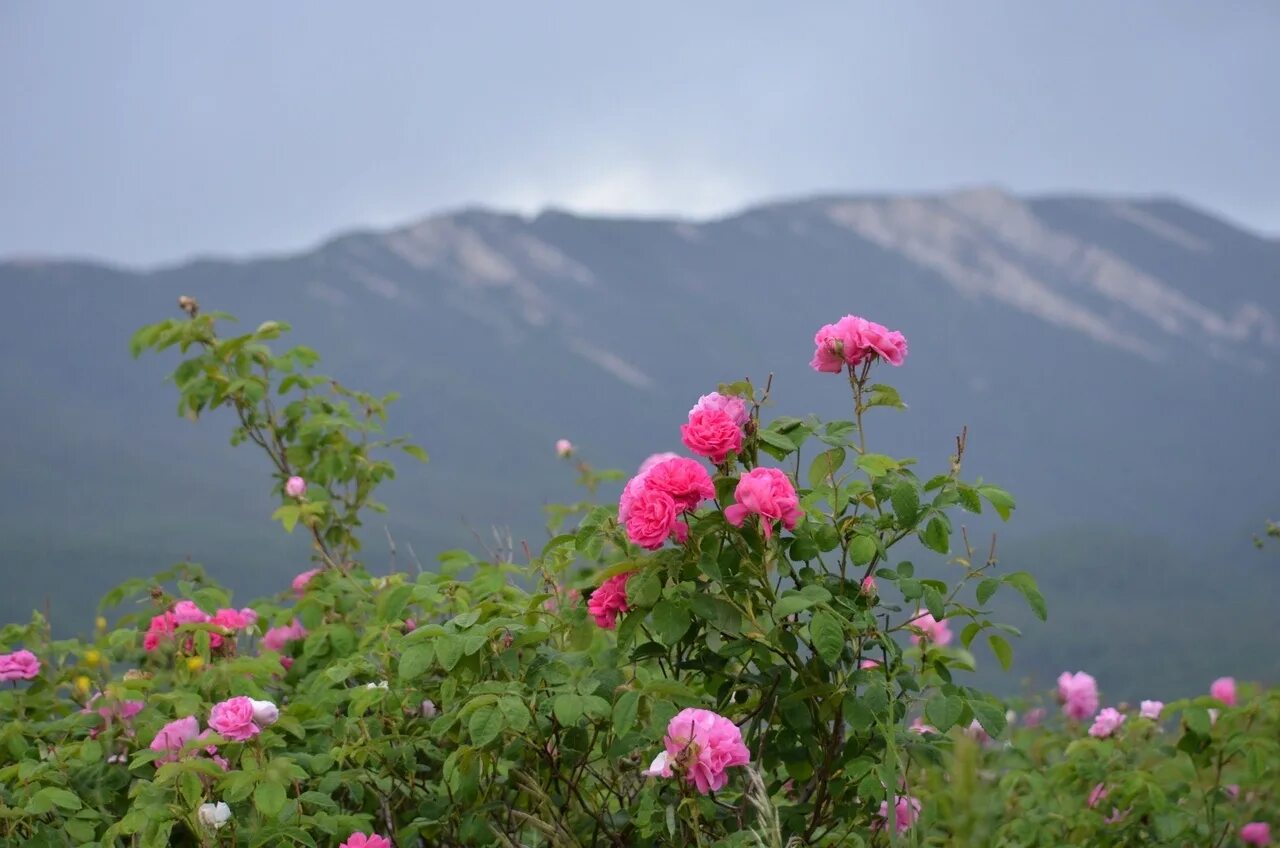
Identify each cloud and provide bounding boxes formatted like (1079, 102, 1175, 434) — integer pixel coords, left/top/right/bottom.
(493, 162, 756, 221)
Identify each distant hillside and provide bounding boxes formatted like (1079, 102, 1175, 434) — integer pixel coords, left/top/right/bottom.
(3, 188, 1278, 699)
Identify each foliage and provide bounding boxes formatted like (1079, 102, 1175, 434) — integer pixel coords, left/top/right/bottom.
(1, 302, 1268, 847)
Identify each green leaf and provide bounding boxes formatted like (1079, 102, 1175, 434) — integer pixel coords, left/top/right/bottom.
(923, 587, 945, 620)
(1184, 707, 1211, 736)
(757, 430, 797, 460)
(469, 705, 505, 747)
(35, 787, 82, 811)
(773, 592, 818, 618)
(848, 534, 877, 565)
(867, 383, 906, 410)
(977, 484, 1016, 521)
(612, 690, 640, 734)
(808, 448, 846, 488)
(254, 780, 287, 818)
(398, 644, 434, 681)
(627, 572, 662, 608)
(1004, 572, 1048, 621)
(988, 634, 1013, 671)
(553, 693, 585, 726)
(925, 695, 964, 732)
(957, 484, 982, 513)
(891, 480, 920, 527)
(921, 516, 950, 554)
(856, 454, 899, 478)
(969, 700, 1007, 738)
(401, 444, 429, 463)
(976, 578, 1000, 605)
(651, 600, 692, 645)
(810, 610, 845, 665)
(272, 504, 301, 533)
(435, 635, 464, 671)
(378, 584, 414, 623)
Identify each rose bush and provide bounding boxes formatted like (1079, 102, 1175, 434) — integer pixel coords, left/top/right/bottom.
(0, 302, 1272, 847)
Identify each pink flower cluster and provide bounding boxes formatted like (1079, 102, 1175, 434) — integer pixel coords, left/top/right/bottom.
(1241, 822, 1272, 845)
(680, 392, 748, 464)
(339, 835, 391, 848)
(262, 619, 307, 653)
(587, 572, 634, 630)
(142, 601, 257, 653)
(149, 716, 225, 769)
(1088, 707, 1126, 739)
(148, 697, 278, 768)
(908, 613, 952, 647)
(875, 794, 922, 834)
(643, 708, 751, 794)
(811, 314, 908, 373)
(618, 455, 714, 550)
(84, 694, 145, 739)
(1056, 671, 1099, 721)
(724, 467, 802, 541)
(0, 649, 40, 681)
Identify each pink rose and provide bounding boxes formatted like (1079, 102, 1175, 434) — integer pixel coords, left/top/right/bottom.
(143, 612, 178, 652)
(624, 487, 684, 550)
(859, 658, 882, 670)
(1242, 823, 1272, 845)
(339, 835, 391, 848)
(587, 572, 634, 630)
(642, 457, 714, 512)
(1023, 708, 1046, 728)
(1139, 700, 1163, 720)
(680, 407, 743, 464)
(875, 794, 922, 834)
(1089, 707, 1125, 738)
(0, 650, 41, 681)
(86, 695, 145, 738)
(723, 467, 802, 541)
(637, 452, 681, 474)
(149, 715, 200, 764)
(1210, 676, 1237, 706)
(211, 608, 255, 632)
(1057, 671, 1099, 721)
(909, 717, 936, 735)
(860, 575, 878, 596)
(262, 619, 307, 653)
(285, 476, 307, 498)
(209, 696, 262, 742)
(171, 601, 210, 625)
(555, 439, 574, 458)
(810, 314, 908, 372)
(965, 719, 991, 744)
(1087, 783, 1108, 809)
(661, 708, 751, 794)
(690, 392, 749, 426)
(292, 568, 321, 597)
(907, 612, 953, 647)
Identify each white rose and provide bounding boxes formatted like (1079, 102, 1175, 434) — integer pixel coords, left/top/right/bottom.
(249, 699, 279, 726)
(197, 801, 232, 830)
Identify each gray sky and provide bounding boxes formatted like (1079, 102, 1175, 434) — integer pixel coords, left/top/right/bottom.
(2, 2, 1276, 266)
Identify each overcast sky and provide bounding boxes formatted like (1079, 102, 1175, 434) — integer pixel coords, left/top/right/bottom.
(2, 2, 1276, 265)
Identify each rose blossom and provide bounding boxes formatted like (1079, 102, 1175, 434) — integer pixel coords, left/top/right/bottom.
(339, 835, 391, 848)
(292, 568, 321, 597)
(0, 650, 41, 681)
(149, 715, 200, 764)
(197, 801, 232, 830)
(285, 475, 307, 498)
(249, 699, 279, 726)
(1023, 708, 1046, 728)
(875, 795, 922, 834)
(623, 487, 686, 550)
(657, 708, 751, 794)
(1210, 676, 1237, 706)
(680, 407, 743, 464)
(907, 612, 952, 647)
(1139, 700, 1163, 720)
(909, 717, 937, 735)
(1241, 823, 1272, 845)
(1087, 783, 1108, 809)
(262, 619, 307, 653)
(420, 699, 438, 718)
(860, 575, 877, 596)
(724, 468, 802, 541)
(208, 696, 262, 741)
(171, 600, 210, 625)
(211, 608, 256, 632)
(811, 314, 908, 372)
(1057, 671, 1100, 721)
(642, 457, 714, 512)
(1089, 707, 1126, 738)
(555, 439, 574, 457)
(689, 392, 749, 426)
(587, 572, 634, 630)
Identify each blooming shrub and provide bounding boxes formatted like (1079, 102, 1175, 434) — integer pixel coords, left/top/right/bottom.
(0, 302, 1273, 847)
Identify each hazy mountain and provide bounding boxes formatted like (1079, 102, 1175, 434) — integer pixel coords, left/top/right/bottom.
(3, 187, 1277, 700)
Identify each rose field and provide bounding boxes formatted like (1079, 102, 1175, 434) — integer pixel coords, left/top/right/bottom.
(0, 304, 1275, 848)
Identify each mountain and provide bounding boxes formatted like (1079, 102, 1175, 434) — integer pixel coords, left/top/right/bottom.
(3, 187, 1278, 700)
